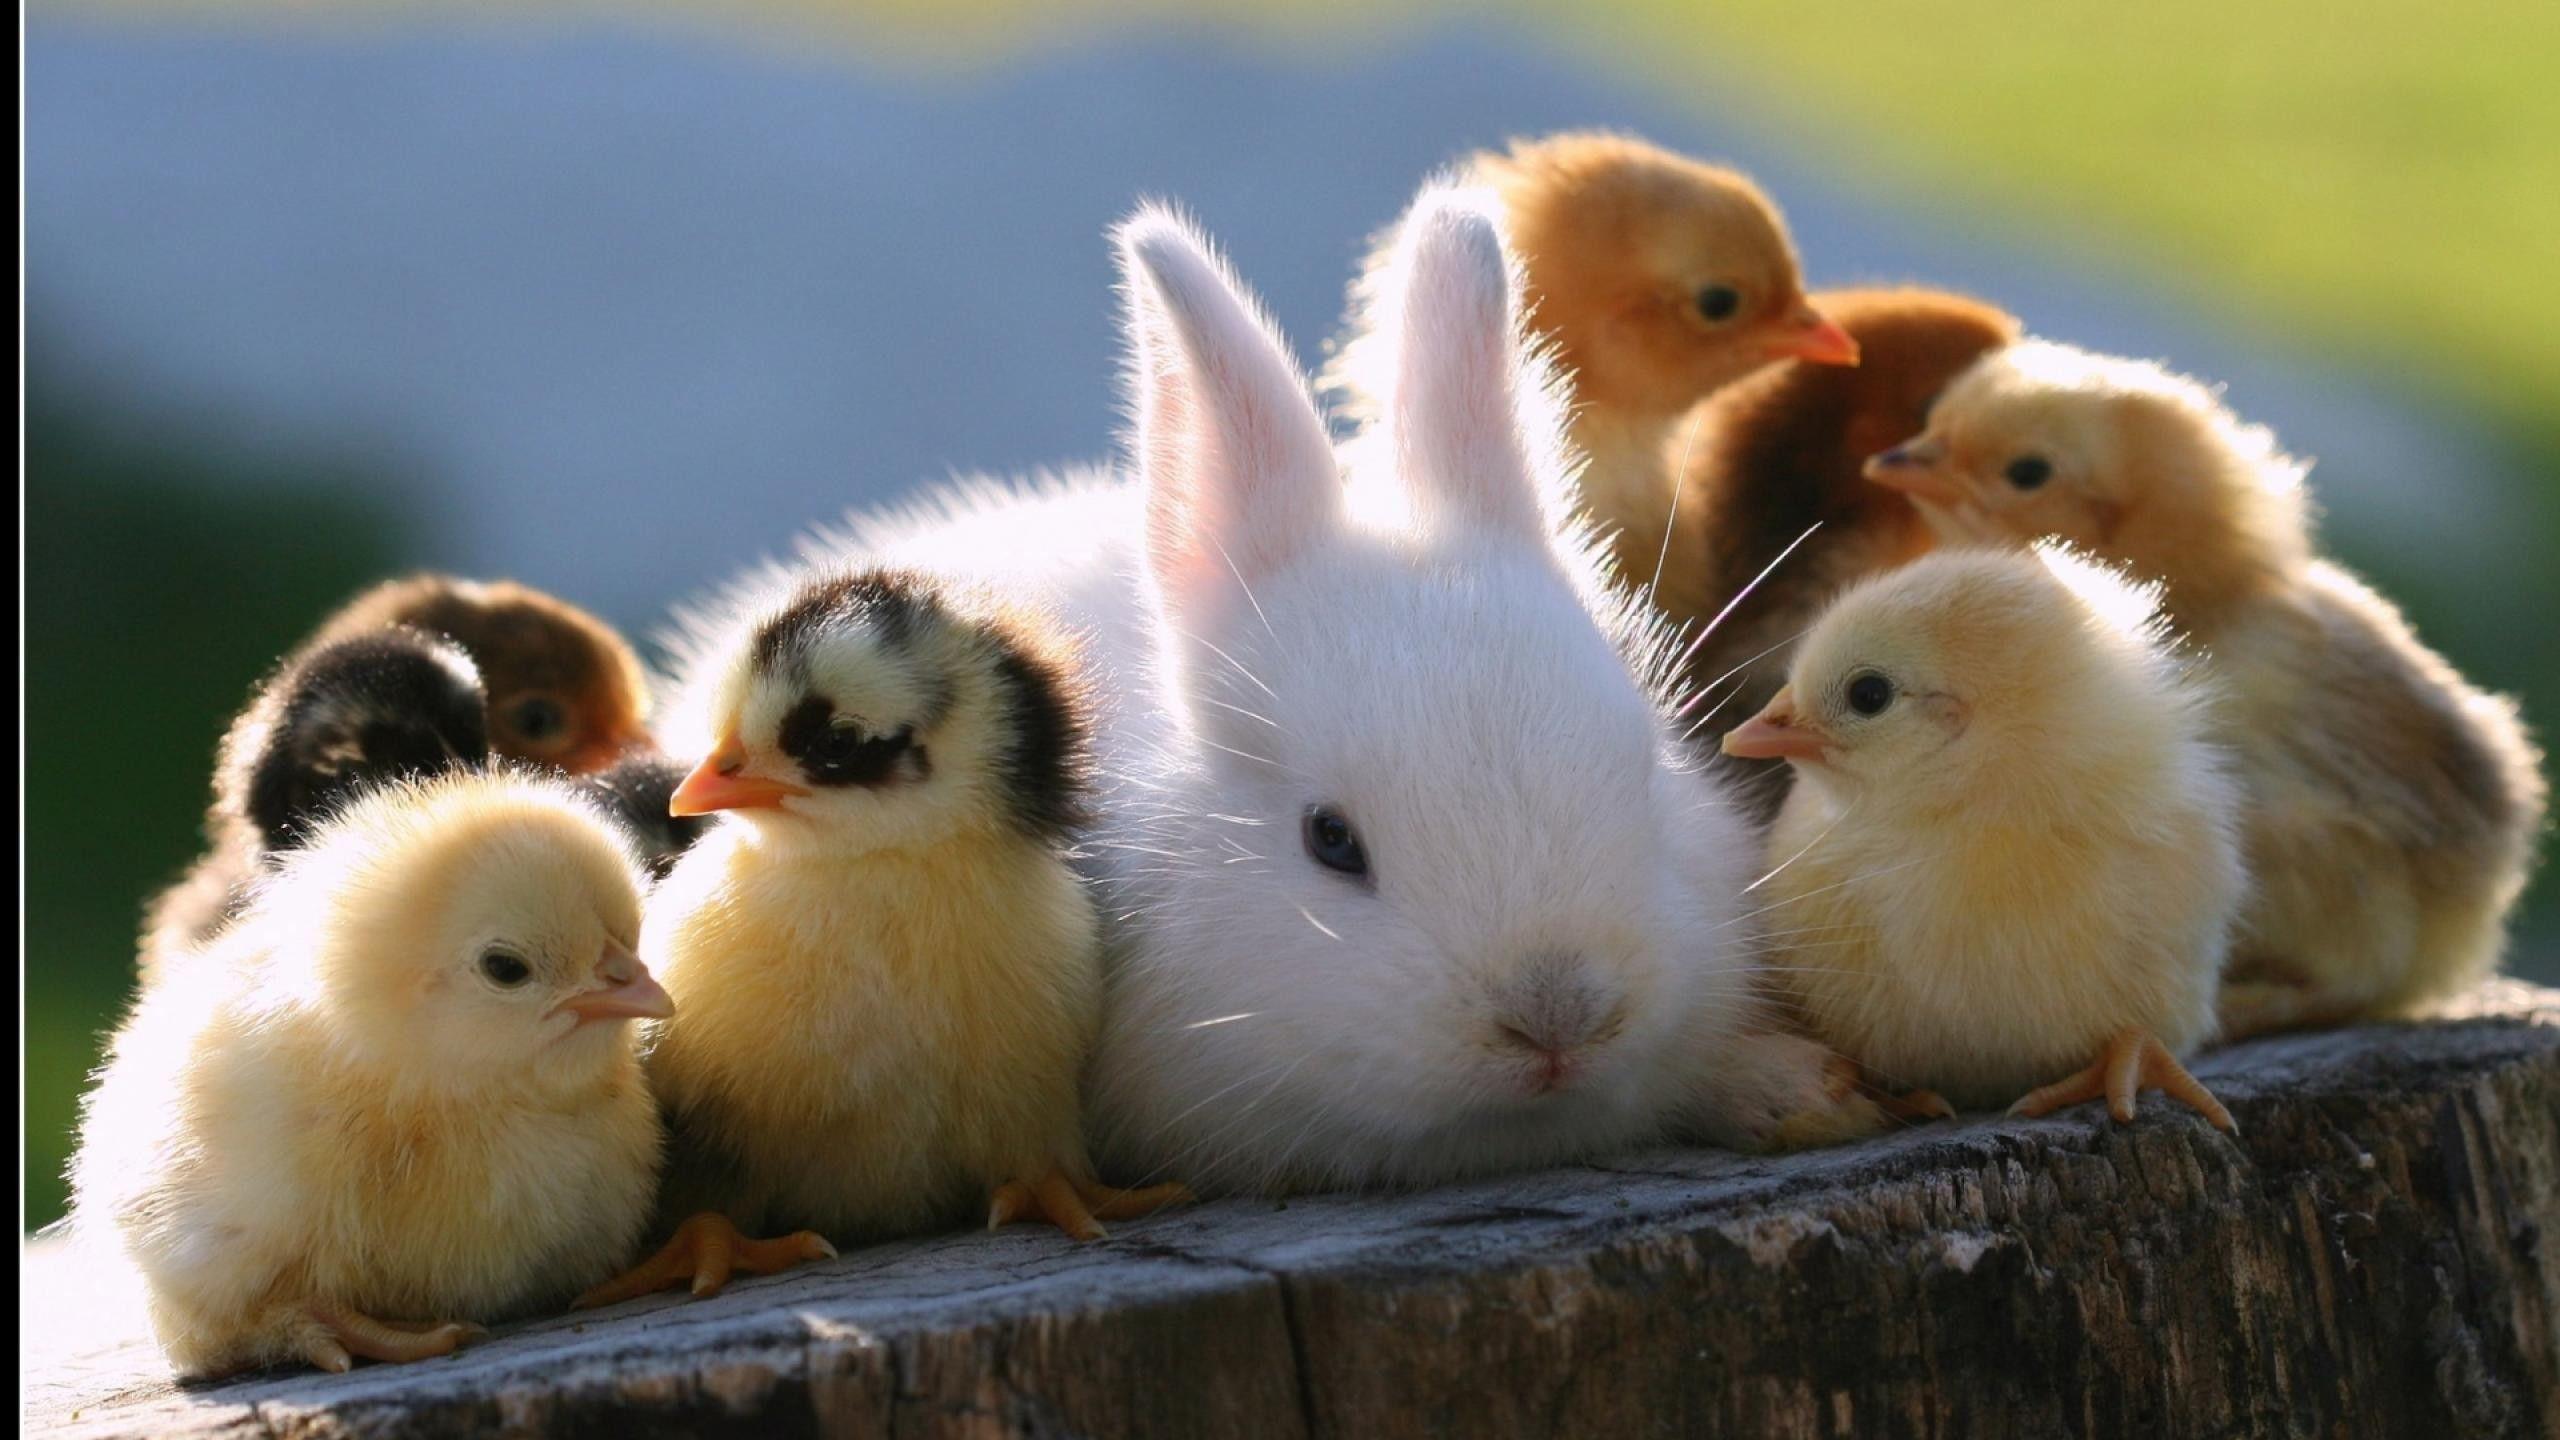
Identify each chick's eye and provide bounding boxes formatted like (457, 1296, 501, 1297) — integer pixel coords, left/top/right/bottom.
(818, 723, 866, 763)
(1695, 285, 1742, 322)
(2004, 456, 2053, 491)
(479, 950, 531, 987)
(779, 697, 917, 787)
(1845, 672, 1895, 717)
(1302, 805, 1369, 880)
(508, 697, 569, 744)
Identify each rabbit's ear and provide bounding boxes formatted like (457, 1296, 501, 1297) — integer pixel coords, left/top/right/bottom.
(1117, 206, 1339, 616)
(1380, 189, 1546, 542)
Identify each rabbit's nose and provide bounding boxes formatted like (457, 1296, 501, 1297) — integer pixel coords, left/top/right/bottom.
(1492, 953, 1626, 1056)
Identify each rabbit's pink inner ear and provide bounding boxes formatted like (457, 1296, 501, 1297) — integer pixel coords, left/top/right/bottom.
(1116, 206, 1339, 612)
(1383, 191, 1545, 543)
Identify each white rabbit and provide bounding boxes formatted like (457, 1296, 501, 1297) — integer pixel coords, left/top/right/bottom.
(673, 188, 1837, 1194)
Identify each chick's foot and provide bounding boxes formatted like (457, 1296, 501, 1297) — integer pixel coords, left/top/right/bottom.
(297, 1302, 486, 1372)
(2010, 1027, 2236, 1133)
(987, 1170, 1193, 1241)
(573, 1211, 836, 1309)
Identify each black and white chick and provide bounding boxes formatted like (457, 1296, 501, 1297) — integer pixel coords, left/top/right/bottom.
(574, 567, 1186, 1307)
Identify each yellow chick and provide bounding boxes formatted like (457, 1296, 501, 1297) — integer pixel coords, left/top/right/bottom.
(581, 568, 1183, 1307)
(71, 772, 671, 1377)
(1724, 544, 2246, 1129)
(1869, 341, 2547, 1036)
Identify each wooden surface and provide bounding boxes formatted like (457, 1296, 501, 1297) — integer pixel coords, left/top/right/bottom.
(24, 982, 2560, 1439)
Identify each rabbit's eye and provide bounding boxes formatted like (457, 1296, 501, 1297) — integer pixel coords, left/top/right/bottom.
(1302, 805, 1369, 881)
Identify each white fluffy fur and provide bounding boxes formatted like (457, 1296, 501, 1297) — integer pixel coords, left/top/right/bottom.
(777, 188, 1802, 1194)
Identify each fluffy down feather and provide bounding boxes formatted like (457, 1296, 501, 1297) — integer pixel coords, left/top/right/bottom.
(1736, 545, 2245, 1112)
(74, 772, 662, 1376)
(1874, 341, 2546, 1031)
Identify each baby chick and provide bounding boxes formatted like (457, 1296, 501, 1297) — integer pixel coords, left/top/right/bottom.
(135, 627, 493, 985)
(142, 574, 658, 967)
(1324, 132, 1853, 580)
(1724, 544, 2246, 1129)
(73, 771, 671, 1377)
(1654, 289, 2020, 808)
(312, 573, 655, 773)
(1478, 131, 1857, 574)
(573, 752, 713, 880)
(580, 568, 1182, 1306)
(1869, 342, 2547, 1035)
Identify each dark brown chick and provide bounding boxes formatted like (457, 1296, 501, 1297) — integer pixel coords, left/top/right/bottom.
(1654, 289, 2020, 806)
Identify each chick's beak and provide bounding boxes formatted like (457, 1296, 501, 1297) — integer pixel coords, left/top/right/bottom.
(1721, 686, 1831, 764)
(1766, 306, 1861, 366)
(669, 734, 810, 816)
(1863, 438, 1963, 503)
(556, 942, 674, 1023)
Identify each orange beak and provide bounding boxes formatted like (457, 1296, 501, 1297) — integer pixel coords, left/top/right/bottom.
(668, 734, 810, 816)
(1721, 685, 1832, 764)
(1862, 437, 1965, 504)
(554, 941, 674, 1024)
(1766, 305, 1860, 367)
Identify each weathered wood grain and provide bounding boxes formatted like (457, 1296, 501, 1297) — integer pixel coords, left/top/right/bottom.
(25, 982, 2558, 1439)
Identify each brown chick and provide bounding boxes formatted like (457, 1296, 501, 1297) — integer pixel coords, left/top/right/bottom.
(1324, 132, 1855, 581)
(138, 574, 659, 979)
(1652, 289, 2020, 810)
(311, 573, 654, 773)
(1868, 340, 2548, 1036)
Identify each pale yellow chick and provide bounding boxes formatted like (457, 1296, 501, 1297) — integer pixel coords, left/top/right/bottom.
(1725, 544, 2246, 1128)
(582, 568, 1184, 1307)
(72, 772, 671, 1377)
(1870, 341, 2547, 1036)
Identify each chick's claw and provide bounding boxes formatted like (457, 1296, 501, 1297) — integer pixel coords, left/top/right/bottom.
(299, 1302, 485, 1371)
(989, 1171, 1194, 1241)
(1082, 1179, 1194, 1222)
(2010, 1027, 2237, 1134)
(574, 1211, 835, 1309)
(1874, 1086, 1957, 1124)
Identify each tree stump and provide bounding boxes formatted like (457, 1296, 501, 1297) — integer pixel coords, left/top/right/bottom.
(24, 982, 2558, 1439)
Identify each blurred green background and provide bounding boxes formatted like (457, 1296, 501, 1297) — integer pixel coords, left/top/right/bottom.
(25, 0, 2559, 1230)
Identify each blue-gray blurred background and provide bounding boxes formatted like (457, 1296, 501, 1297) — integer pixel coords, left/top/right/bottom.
(27, 2, 2559, 1228)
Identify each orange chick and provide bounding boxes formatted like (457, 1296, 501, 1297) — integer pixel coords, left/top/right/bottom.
(1325, 132, 1855, 579)
(1868, 340, 2547, 1036)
